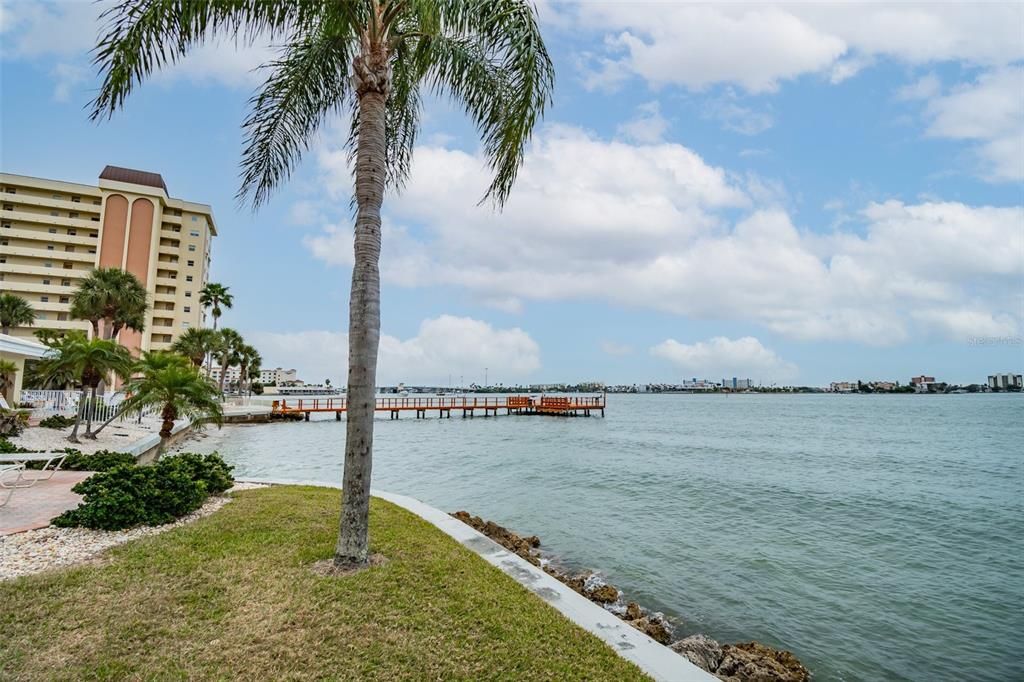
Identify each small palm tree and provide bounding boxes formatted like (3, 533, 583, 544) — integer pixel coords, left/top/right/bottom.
(36, 333, 133, 442)
(0, 292, 36, 336)
(198, 283, 233, 331)
(236, 344, 261, 396)
(70, 267, 149, 340)
(171, 327, 220, 369)
(90, 350, 192, 437)
(118, 364, 223, 443)
(215, 328, 244, 395)
(0, 359, 18, 404)
(91, 0, 553, 568)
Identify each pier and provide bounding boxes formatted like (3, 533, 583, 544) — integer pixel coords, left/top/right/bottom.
(271, 395, 606, 421)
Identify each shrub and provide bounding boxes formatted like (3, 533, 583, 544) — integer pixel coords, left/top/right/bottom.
(0, 437, 30, 454)
(0, 410, 28, 437)
(39, 414, 76, 429)
(165, 452, 234, 495)
(51, 452, 234, 530)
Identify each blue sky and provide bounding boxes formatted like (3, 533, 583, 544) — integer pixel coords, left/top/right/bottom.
(2, 1, 1022, 387)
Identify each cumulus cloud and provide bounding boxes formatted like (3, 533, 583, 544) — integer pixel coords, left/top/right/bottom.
(569, 2, 1024, 93)
(250, 315, 541, 386)
(303, 126, 1023, 346)
(651, 336, 797, 380)
(919, 67, 1024, 182)
(617, 101, 670, 143)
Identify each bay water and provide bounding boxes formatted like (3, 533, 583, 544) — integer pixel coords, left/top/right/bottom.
(189, 393, 1023, 681)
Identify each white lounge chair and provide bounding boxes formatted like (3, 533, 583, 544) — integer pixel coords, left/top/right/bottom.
(0, 463, 26, 506)
(0, 452, 71, 488)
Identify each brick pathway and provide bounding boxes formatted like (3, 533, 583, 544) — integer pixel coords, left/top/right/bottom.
(0, 471, 91, 535)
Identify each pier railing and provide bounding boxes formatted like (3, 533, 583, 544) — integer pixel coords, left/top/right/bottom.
(271, 394, 606, 418)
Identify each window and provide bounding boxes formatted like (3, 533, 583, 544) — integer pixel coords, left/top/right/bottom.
(52, 194, 62, 200)
(67, 229, 76, 236)
(186, 275, 193, 282)
(0, 258, 5, 264)
(61, 279, 71, 286)
(71, 196, 81, 203)
(62, 262, 72, 269)
(4, 187, 15, 194)
(50, 211, 59, 217)
(185, 291, 192, 298)
(44, 262, 53, 268)
(69, 212, 79, 219)
(191, 216, 198, 222)
(42, 279, 51, 285)
(88, 249, 96, 254)
(183, 306, 191, 313)
(90, 217, 99, 222)
(40, 296, 49, 302)
(187, 260, 194, 267)
(48, 228, 57, 234)
(37, 313, 47, 320)
(59, 296, 69, 304)
(190, 230, 200, 237)
(57, 313, 68, 321)
(47, 245, 55, 250)
(3, 204, 13, 210)
(92, 199, 101, 205)
(1, 222, 9, 228)
(65, 246, 75, 253)
(0, 239, 6, 246)
(187, 244, 196, 252)
(182, 322, 190, 329)
(90, 232, 98, 238)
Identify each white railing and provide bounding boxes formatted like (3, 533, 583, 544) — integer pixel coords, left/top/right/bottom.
(20, 389, 160, 423)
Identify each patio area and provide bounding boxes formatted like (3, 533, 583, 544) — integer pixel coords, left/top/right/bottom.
(1, 470, 91, 535)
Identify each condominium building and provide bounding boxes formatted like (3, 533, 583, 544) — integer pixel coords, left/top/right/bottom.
(0, 166, 217, 352)
(259, 367, 298, 385)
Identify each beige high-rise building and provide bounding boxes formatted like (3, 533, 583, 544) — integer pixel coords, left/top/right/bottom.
(0, 166, 217, 352)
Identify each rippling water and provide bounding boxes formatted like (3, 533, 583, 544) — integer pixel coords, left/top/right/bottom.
(189, 393, 1023, 681)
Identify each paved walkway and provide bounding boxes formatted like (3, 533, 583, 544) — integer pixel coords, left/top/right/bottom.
(1, 471, 91, 535)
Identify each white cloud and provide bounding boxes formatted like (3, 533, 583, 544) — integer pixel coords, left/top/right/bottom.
(570, 2, 1024, 93)
(51, 62, 89, 102)
(303, 126, 1023, 346)
(600, 341, 633, 357)
(617, 101, 669, 143)
(920, 68, 1024, 182)
(896, 73, 942, 101)
(250, 315, 541, 386)
(703, 92, 774, 135)
(651, 336, 796, 380)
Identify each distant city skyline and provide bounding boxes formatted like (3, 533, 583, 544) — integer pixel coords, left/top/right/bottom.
(1, 2, 1021, 386)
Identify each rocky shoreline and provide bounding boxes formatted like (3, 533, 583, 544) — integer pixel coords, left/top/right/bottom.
(451, 511, 811, 682)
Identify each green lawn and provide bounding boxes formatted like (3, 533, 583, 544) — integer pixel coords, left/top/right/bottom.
(0, 486, 647, 681)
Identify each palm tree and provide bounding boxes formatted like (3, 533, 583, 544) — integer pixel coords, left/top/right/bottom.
(0, 292, 36, 336)
(70, 267, 149, 340)
(237, 344, 261, 396)
(36, 333, 133, 442)
(117, 363, 223, 444)
(91, 0, 553, 568)
(215, 328, 244, 395)
(89, 350, 192, 437)
(171, 327, 220, 369)
(0, 359, 18, 404)
(198, 283, 233, 331)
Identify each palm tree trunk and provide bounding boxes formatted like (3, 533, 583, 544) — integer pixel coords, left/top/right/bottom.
(335, 80, 387, 568)
(218, 357, 229, 395)
(160, 404, 176, 439)
(1, 325, 9, 336)
(84, 386, 96, 436)
(68, 386, 88, 443)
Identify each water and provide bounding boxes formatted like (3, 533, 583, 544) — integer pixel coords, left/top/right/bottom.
(189, 394, 1023, 681)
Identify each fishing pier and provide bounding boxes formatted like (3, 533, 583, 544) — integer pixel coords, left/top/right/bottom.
(271, 395, 606, 421)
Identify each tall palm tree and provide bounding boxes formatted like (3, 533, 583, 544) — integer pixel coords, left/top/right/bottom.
(236, 344, 261, 396)
(90, 350, 192, 437)
(0, 292, 36, 336)
(70, 267, 149, 340)
(36, 333, 133, 442)
(215, 328, 244, 395)
(91, 0, 554, 568)
(198, 283, 233, 331)
(171, 327, 220, 369)
(118, 363, 223, 443)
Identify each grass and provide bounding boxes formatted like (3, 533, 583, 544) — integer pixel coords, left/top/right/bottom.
(0, 485, 647, 681)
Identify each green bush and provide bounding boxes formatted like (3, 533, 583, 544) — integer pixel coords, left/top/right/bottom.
(52, 452, 234, 531)
(39, 414, 76, 429)
(166, 452, 234, 495)
(23, 449, 136, 471)
(0, 437, 29, 454)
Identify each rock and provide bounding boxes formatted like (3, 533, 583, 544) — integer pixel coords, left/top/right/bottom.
(670, 634, 724, 672)
(716, 641, 811, 682)
(629, 615, 673, 644)
(625, 601, 643, 621)
(451, 511, 542, 565)
(588, 583, 619, 604)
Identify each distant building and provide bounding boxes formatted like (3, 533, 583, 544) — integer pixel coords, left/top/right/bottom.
(681, 378, 717, 391)
(869, 381, 897, 392)
(722, 377, 752, 390)
(988, 373, 1022, 390)
(910, 375, 935, 386)
(259, 367, 298, 385)
(830, 381, 856, 393)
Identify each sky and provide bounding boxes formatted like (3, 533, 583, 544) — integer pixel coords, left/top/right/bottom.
(1, 1, 1022, 387)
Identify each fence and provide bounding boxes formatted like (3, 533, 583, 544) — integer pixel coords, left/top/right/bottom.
(20, 389, 161, 423)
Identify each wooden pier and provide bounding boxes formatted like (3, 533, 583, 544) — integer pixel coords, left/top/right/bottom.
(271, 395, 606, 421)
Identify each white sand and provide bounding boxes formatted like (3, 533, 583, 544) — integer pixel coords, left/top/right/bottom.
(11, 417, 164, 454)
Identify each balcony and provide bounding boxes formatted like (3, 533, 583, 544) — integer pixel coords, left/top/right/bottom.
(0, 280, 78, 296)
(0, 244, 96, 264)
(0, 226, 96, 246)
(1, 207, 96, 231)
(0, 192, 102, 215)
(0, 261, 91, 279)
